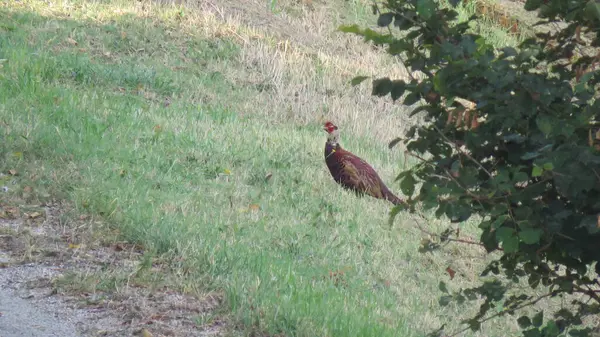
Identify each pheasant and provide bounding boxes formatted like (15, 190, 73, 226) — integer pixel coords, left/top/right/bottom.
(323, 121, 406, 205)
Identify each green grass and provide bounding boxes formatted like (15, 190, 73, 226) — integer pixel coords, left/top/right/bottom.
(0, 0, 537, 336)
(443, 0, 526, 48)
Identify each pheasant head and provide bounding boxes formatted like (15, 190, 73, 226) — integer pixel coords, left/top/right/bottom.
(323, 121, 340, 146)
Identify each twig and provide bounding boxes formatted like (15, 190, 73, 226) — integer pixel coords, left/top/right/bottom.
(442, 169, 489, 206)
(447, 291, 555, 337)
(433, 124, 493, 178)
(574, 284, 600, 304)
(412, 212, 491, 250)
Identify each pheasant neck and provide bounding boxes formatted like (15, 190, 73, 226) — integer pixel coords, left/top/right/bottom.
(325, 141, 340, 159)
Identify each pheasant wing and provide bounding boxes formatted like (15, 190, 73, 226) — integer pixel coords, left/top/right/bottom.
(338, 155, 385, 199)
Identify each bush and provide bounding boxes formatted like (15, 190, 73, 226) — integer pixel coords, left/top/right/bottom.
(342, 0, 600, 335)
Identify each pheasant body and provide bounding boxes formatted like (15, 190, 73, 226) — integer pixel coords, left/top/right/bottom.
(323, 122, 405, 205)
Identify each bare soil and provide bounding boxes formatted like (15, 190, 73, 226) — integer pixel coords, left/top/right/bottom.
(0, 201, 226, 337)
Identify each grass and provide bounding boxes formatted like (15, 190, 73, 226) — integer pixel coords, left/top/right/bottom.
(0, 0, 545, 336)
(443, 0, 527, 48)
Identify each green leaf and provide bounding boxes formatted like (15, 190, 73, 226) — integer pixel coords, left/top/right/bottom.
(536, 115, 553, 137)
(467, 319, 481, 332)
(578, 215, 600, 234)
(522, 328, 541, 337)
(532, 310, 543, 327)
(400, 173, 417, 198)
(403, 92, 421, 106)
(406, 126, 417, 138)
(543, 320, 560, 336)
(496, 227, 519, 253)
(524, 0, 543, 11)
(542, 162, 553, 170)
(517, 316, 532, 328)
(450, 160, 460, 176)
(500, 47, 518, 57)
(388, 203, 408, 227)
(406, 30, 421, 40)
(513, 171, 529, 183)
(439, 295, 452, 306)
(516, 48, 539, 64)
(408, 105, 430, 117)
(377, 13, 394, 27)
(532, 166, 543, 177)
(388, 137, 403, 149)
(433, 69, 449, 95)
(519, 228, 543, 244)
(585, 0, 600, 22)
(438, 281, 449, 293)
(577, 70, 596, 84)
(521, 152, 541, 160)
(372, 78, 393, 96)
(350, 76, 369, 86)
(391, 80, 406, 101)
(416, 0, 435, 20)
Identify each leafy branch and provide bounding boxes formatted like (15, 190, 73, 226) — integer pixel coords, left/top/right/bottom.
(345, 0, 600, 335)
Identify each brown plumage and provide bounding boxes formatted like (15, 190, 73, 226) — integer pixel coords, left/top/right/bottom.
(323, 121, 406, 205)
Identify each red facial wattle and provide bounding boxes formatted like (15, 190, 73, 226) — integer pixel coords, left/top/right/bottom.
(324, 122, 337, 133)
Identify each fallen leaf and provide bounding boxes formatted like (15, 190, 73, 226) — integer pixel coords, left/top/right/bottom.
(112, 242, 126, 251)
(223, 169, 231, 175)
(446, 266, 456, 280)
(8, 169, 18, 176)
(148, 314, 168, 321)
(27, 211, 42, 219)
(140, 328, 153, 337)
(120, 31, 127, 39)
(66, 37, 78, 45)
(3, 207, 19, 218)
(13, 152, 22, 159)
(23, 186, 32, 193)
(68, 243, 81, 249)
(79, 214, 89, 220)
(248, 204, 260, 211)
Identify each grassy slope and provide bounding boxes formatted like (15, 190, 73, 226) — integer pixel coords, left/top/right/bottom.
(0, 0, 529, 336)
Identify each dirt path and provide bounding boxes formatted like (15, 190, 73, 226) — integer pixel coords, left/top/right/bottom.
(0, 262, 82, 337)
(0, 203, 225, 337)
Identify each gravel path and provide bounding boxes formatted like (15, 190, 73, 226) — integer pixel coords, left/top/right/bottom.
(0, 264, 82, 337)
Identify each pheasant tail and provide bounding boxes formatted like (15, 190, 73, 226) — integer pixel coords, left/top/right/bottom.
(383, 190, 405, 206)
